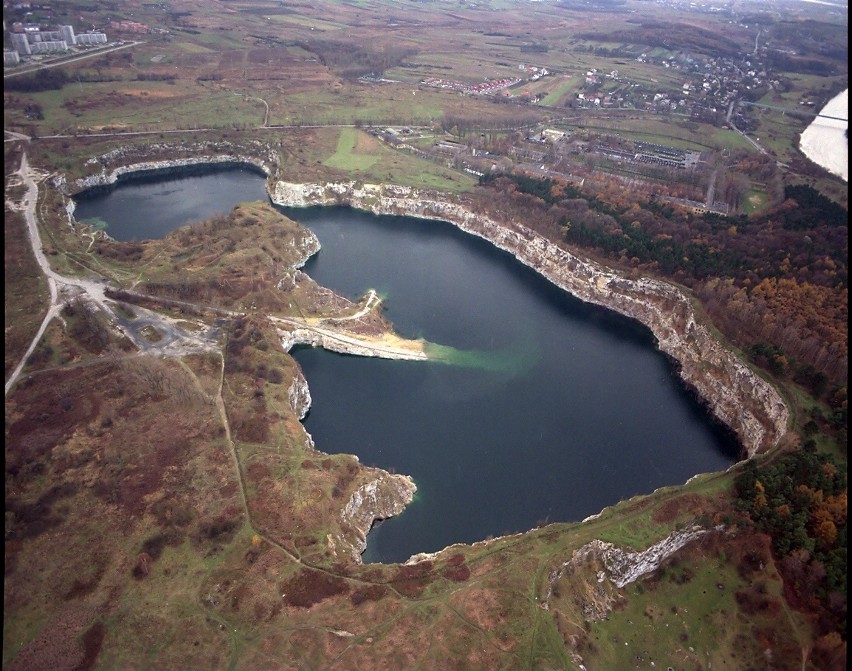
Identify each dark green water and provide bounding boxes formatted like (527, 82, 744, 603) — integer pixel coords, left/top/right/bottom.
(72, 166, 269, 241)
(73, 172, 740, 564)
(282, 207, 739, 563)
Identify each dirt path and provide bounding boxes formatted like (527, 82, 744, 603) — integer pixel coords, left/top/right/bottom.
(5, 152, 228, 395)
(5, 154, 71, 395)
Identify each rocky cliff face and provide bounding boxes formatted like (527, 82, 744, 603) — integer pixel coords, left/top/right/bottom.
(571, 525, 717, 591)
(337, 471, 418, 563)
(270, 180, 789, 457)
(287, 366, 312, 421)
(544, 525, 718, 615)
(71, 155, 272, 192)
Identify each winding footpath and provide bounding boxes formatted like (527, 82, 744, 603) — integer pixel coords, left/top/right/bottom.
(4, 152, 425, 577)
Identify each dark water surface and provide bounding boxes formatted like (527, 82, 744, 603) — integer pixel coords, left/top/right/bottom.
(72, 166, 269, 241)
(73, 171, 739, 564)
(283, 207, 739, 563)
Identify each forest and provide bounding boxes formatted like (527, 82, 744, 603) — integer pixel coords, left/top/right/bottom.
(735, 443, 847, 656)
(477, 173, 848, 411)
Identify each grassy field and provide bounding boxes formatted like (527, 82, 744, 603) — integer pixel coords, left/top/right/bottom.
(540, 75, 583, 107)
(743, 186, 769, 215)
(561, 115, 756, 153)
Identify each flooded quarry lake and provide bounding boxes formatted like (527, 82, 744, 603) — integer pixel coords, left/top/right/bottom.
(74, 169, 740, 563)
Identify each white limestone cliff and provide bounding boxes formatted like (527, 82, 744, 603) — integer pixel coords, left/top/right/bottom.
(287, 366, 312, 421)
(337, 472, 418, 563)
(72, 155, 272, 191)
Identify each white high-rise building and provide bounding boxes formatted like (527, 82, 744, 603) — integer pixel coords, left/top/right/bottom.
(60, 25, 76, 45)
(10, 32, 30, 55)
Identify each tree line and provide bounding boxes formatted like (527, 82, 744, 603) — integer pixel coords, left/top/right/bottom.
(477, 173, 848, 398)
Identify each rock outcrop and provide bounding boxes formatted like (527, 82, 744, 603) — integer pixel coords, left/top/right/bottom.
(271, 180, 789, 457)
(579, 525, 715, 590)
(276, 324, 428, 361)
(287, 365, 312, 421)
(544, 525, 720, 617)
(337, 472, 418, 563)
(71, 155, 271, 192)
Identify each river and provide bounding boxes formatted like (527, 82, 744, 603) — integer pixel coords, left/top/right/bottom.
(73, 171, 739, 564)
(799, 88, 848, 182)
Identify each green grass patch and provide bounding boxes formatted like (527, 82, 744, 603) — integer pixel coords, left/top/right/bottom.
(743, 187, 769, 215)
(568, 115, 735, 151)
(323, 127, 380, 171)
(587, 555, 747, 669)
(25, 80, 267, 134)
(708, 128, 759, 152)
(540, 75, 581, 107)
(174, 41, 218, 54)
(291, 127, 476, 192)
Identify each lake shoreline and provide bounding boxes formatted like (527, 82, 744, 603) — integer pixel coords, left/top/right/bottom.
(67, 158, 789, 458)
(271, 180, 789, 459)
(63, 157, 789, 561)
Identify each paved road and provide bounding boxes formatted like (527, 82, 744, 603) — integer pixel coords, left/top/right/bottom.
(4, 130, 31, 143)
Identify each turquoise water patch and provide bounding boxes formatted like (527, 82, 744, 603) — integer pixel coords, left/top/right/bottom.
(80, 217, 109, 230)
(424, 338, 541, 376)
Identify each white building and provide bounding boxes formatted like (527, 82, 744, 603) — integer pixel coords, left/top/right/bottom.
(30, 30, 63, 42)
(4, 49, 21, 65)
(29, 40, 68, 54)
(76, 32, 108, 45)
(8, 24, 106, 56)
(10, 31, 30, 55)
(60, 24, 76, 45)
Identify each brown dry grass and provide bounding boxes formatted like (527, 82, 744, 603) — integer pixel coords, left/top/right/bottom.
(4, 152, 50, 377)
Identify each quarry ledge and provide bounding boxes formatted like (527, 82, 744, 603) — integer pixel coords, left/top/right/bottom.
(271, 180, 790, 458)
(67, 155, 273, 195)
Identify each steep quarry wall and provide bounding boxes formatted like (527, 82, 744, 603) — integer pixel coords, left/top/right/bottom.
(71, 155, 272, 192)
(271, 181, 789, 457)
(337, 472, 418, 563)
